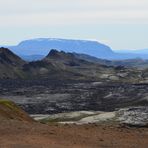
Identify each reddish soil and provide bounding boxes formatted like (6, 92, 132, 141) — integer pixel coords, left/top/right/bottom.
(0, 120, 148, 148)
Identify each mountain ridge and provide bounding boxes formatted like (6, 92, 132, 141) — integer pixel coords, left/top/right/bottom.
(7, 38, 115, 59)
(0, 47, 26, 79)
(3, 38, 148, 60)
(0, 47, 25, 66)
(0, 47, 146, 83)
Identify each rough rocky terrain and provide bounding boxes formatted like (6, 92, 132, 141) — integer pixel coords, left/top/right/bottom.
(0, 80, 148, 114)
(0, 47, 148, 147)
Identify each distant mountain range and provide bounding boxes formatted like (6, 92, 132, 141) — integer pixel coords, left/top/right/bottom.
(116, 49, 148, 54)
(0, 47, 111, 80)
(1, 47, 147, 83)
(74, 53, 148, 69)
(7, 38, 114, 59)
(1, 38, 148, 61)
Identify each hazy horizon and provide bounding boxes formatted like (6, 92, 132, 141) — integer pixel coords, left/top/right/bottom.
(0, 0, 148, 50)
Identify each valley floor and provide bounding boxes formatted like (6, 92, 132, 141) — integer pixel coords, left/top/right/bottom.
(0, 120, 148, 148)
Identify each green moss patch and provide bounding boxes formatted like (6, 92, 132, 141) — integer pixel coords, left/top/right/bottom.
(0, 99, 34, 122)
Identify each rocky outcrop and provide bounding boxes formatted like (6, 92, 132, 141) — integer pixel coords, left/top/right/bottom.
(117, 107, 148, 127)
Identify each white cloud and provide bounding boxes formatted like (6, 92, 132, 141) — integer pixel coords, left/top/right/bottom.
(0, 0, 148, 27)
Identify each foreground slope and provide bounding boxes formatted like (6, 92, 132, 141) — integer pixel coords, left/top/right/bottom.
(0, 99, 33, 122)
(0, 120, 148, 148)
(0, 99, 147, 148)
(0, 100, 147, 148)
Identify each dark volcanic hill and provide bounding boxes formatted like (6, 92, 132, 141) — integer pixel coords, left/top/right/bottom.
(22, 49, 143, 82)
(0, 48, 114, 80)
(23, 49, 108, 80)
(0, 47, 26, 79)
(0, 47, 25, 66)
(0, 47, 147, 83)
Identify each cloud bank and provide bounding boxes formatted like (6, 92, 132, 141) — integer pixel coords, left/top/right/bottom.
(0, 0, 148, 27)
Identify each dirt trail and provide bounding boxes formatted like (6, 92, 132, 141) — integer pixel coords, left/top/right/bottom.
(0, 120, 148, 148)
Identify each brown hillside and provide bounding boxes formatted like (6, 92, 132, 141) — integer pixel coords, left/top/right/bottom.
(0, 99, 34, 122)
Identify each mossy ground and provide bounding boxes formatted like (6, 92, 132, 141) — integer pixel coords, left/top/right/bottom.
(39, 114, 95, 124)
(0, 99, 20, 110)
(0, 99, 34, 122)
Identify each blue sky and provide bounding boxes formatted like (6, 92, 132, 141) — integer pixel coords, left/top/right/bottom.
(0, 0, 148, 50)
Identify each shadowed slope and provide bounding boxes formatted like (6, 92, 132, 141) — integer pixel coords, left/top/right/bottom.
(0, 47, 26, 79)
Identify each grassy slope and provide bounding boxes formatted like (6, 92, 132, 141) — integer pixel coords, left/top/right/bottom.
(0, 99, 34, 122)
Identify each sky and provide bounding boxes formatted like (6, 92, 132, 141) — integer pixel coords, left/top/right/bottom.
(0, 0, 148, 50)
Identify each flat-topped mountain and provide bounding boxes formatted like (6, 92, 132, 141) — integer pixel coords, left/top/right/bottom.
(8, 38, 115, 59)
(7, 38, 148, 61)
